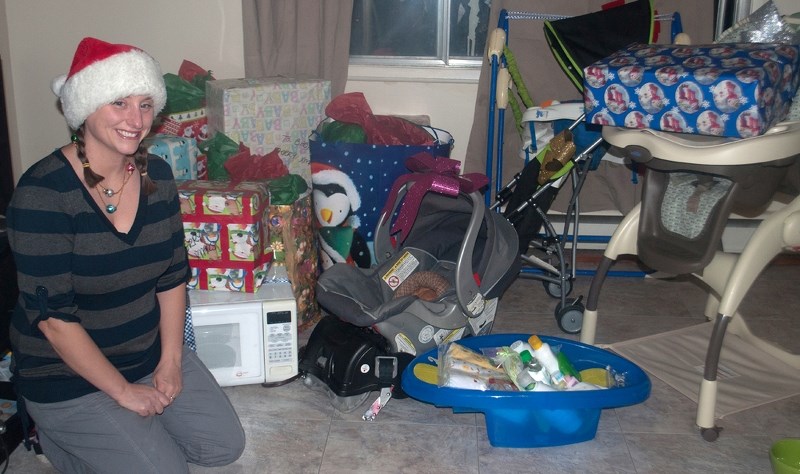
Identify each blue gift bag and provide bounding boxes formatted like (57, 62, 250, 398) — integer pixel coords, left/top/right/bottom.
(310, 125, 453, 267)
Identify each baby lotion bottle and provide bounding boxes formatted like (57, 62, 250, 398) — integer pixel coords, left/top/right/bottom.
(528, 335, 567, 389)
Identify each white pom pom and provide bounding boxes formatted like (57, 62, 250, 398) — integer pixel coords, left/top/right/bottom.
(51, 75, 67, 97)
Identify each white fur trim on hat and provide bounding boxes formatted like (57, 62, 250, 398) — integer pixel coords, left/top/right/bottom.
(53, 41, 167, 130)
(311, 165, 361, 212)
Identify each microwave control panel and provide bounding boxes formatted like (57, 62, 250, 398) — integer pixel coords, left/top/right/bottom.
(264, 307, 298, 383)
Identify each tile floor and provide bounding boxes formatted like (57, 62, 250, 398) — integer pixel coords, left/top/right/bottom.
(5, 255, 800, 473)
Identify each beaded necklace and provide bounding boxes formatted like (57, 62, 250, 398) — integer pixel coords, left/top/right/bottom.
(72, 134, 138, 214)
(94, 162, 135, 214)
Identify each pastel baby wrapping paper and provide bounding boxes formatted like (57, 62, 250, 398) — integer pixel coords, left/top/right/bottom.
(206, 77, 331, 186)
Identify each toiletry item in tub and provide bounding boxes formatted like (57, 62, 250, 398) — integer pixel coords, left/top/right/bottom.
(528, 335, 568, 389)
(514, 345, 551, 385)
(556, 350, 581, 384)
(498, 348, 536, 391)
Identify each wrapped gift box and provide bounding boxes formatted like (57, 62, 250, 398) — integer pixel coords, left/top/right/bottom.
(267, 193, 321, 331)
(152, 107, 210, 143)
(583, 43, 800, 138)
(206, 77, 331, 186)
(145, 134, 208, 181)
(178, 180, 273, 292)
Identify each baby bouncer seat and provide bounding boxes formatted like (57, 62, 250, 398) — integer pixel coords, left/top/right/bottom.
(580, 121, 800, 440)
(301, 155, 520, 410)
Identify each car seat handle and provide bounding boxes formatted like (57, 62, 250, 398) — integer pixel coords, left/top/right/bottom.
(373, 185, 407, 265)
(378, 155, 488, 246)
(455, 191, 487, 318)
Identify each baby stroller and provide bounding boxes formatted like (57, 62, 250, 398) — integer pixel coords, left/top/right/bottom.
(300, 155, 520, 413)
(484, 3, 677, 333)
(491, 103, 605, 334)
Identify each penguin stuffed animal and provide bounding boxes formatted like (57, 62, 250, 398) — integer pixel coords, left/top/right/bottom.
(311, 162, 371, 269)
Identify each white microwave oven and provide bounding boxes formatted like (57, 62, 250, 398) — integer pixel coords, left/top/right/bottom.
(188, 280, 298, 386)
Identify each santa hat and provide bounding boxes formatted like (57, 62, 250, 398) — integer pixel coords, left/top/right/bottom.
(51, 37, 167, 130)
(310, 161, 361, 212)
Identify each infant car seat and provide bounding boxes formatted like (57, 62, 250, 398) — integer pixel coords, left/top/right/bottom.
(317, 162, 520, 354)
(300, 156, 520, 407)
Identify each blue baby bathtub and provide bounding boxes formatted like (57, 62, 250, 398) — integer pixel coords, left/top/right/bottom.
(401, 333, 651, 447)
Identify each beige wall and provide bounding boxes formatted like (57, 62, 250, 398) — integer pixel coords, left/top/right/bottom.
(0, 0, 247, 182)
(4, 1, 791, 252)
(8, 1, 789, 183)
(0, 0, 481, 184)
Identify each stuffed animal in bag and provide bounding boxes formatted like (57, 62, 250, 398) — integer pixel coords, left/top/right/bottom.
(311, 162, 371, 269)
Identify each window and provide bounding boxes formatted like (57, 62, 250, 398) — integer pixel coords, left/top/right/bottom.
(350, 0, 492, 67)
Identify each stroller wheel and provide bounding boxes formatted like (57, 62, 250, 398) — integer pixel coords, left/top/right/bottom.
(542, 278, 572, 299)
(556, 300, 585, 334)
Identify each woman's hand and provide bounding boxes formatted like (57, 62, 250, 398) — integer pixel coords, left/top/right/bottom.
(153, 358, 183, 405)
(38, 318, 175, 415)
(155, 284, 186, 404)
(115, 382, 173, 417)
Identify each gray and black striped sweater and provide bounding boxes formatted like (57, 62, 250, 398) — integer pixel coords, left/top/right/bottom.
(7, 150, 189, 403)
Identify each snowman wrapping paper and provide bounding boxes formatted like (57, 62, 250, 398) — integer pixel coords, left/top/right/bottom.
(583, 42, 800, 138)
(178, 180, 273, 292)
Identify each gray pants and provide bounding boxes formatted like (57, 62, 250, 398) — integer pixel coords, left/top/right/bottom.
(24, 346, 245, 474)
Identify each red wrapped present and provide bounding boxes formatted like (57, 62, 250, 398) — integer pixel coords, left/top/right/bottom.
(178, 180, 273, 292)
(152, 108, 209, 142)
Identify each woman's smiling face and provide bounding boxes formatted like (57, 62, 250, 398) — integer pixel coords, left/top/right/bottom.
(83, 95, 155, 156)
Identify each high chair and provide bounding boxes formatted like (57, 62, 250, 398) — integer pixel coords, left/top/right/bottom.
(579, 121, 800, 441)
